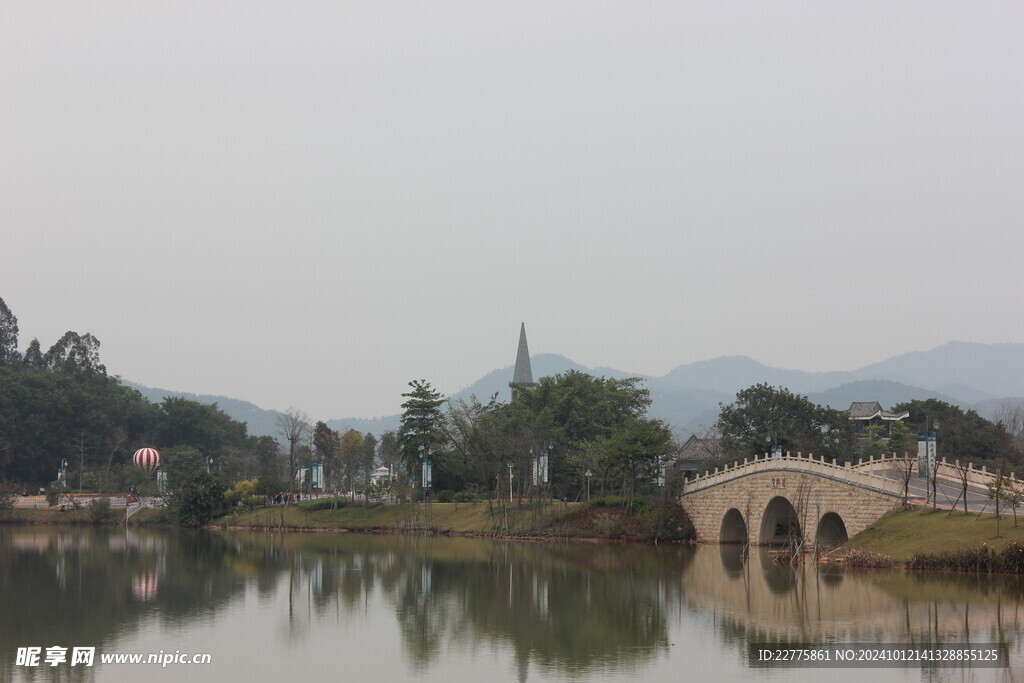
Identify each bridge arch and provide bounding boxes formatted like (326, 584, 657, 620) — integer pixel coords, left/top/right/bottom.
(719, 508, 748, 544)
(759, 496, 801, 546)
(816, 512, 849, 549)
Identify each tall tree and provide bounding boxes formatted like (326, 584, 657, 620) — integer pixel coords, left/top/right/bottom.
(361, 432, 378, 487)
(21, 338, 44, 369)
(337, 429, 364, 493)
(398, 380, 446, 477)
(378, 431, 400, 474)
(0, 297, 19, 366)
(312, 421, 339, 486)
(276, 408, 310, 487)
(44, 331, 106, 376)
(718, 383, 851, 460)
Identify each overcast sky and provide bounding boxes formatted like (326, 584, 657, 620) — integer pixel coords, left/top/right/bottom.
(2, 1, 1022, 421)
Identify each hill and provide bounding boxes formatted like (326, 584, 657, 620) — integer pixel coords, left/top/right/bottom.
(121, 341, 1024, 441)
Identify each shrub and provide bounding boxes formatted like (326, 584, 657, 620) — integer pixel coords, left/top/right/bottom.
(453, 491, 474, 504)
(170, 472, 229, 528)
(638, 501, 695, 541)
(299, 496, 348, 511)
(225, 480, 258, 507)
(1001, 542, 1024, 574)
(908, 545, 1003, 573)
(594, 511, 626, 538)
(435, 490, 454, 503)
(842, 549, 894, 568)
(87, 497, 114, 524)
(0, 482, 18, 516)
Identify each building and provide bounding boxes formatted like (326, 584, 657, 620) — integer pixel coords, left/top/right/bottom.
(510, 322, 537, 400)
(672, 434, 723, 480)
(847, 401, 910, 436)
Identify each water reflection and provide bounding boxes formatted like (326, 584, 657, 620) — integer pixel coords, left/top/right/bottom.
(1, 527, 1023, 681)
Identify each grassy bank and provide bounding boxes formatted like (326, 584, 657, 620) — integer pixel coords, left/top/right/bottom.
(839, 507, 1024, 564)
(216, 497, 695, 542)
(219, 500, 578, 535)
(1, 506, 166, 525)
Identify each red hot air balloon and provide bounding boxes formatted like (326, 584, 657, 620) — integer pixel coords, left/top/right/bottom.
(133, 448, 160, 475)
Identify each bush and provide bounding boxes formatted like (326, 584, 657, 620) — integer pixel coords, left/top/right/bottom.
(1002, 542, 1024, 573)
(298, 496, 348, 511)
(453, 491, 474, 504)
(594, 511, 626, 538)
(842, 549, 894, 568)
(170, 472, 229, 528)
(638, 501, 695, 541)
(908, 545, 1003, 573)
(87, 497, 114, 524)
(0, 482, 18, 515)
(225, 480, 258, 507)
(435, 490, 454, 503)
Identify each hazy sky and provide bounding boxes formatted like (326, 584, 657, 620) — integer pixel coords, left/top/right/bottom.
(2, 1, 1022, 421)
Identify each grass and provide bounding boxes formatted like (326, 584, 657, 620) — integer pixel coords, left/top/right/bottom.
(1, 506, 166, 525)
(218, 500, 582, 535)
(838, 507, 1024, 563)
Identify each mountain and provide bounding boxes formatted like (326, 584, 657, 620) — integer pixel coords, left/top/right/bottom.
(121, 341, 1024, 441)
(807, 380, 962, 412)
(849, 342, 1024, 398)
(121, 381, 285, 438)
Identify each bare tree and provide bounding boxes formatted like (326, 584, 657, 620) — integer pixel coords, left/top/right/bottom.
(891, 451, 916, 506)
(994, 401, 1024, 448)
(276, 408, 311, 496)
(947, 460, 972, 516)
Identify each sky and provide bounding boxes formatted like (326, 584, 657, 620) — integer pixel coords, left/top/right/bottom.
(2, 1, 1022, 421)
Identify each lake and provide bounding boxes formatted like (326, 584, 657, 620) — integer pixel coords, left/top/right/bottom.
(1, 527, 1020, 682)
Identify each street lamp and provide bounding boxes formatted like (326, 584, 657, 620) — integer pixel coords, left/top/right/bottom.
(507, 462, 514, 503)
(585, 469, 592, 502)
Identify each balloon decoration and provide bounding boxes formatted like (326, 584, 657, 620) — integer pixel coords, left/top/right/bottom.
(132, 448, 160, 475)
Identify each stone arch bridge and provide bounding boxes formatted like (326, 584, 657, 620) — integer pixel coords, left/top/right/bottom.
(681, 452, 913, 551)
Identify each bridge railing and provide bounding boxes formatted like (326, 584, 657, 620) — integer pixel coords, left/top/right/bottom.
(852, 453, 1017, 491)
(682, 452, 907, 497)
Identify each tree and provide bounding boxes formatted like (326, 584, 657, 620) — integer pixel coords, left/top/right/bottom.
(276, 408, 310, 490)
(718, 384, 851, 460)
(312, 421, 339, 488)
(21, 338, 44, 369)
(337, 429, 364, 493)
(170, 471, 228, 527)
(361, 432, 378, 489)
(398, 381, 445, 478)
(0, 297, 19, 366)
(598, 418, 673, 505)
(378, 431, 400, 474)
(44, 331, 106, 376)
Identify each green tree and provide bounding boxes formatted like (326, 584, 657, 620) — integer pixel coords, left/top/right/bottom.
(361, 432, 378, 488)
(378, 430, 400, 473)
(44, 331, 106, 376)
(598, 418, 673, 505)
(718, 384, 851, 460)
(398, 380, 445, 478)
(21, 338, 44, 369)
(0, 297, 19, 366)
(337, 429, 364, 492)
(170, 471, 228, 527)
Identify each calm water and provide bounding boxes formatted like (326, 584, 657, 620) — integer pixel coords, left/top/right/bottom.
(1, 527, 1022, 682)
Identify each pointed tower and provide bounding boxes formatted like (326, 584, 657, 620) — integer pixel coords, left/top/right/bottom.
(511, 322, 537, 400)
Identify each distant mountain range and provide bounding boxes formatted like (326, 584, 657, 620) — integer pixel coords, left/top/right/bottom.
(123, 341, 1024, 441)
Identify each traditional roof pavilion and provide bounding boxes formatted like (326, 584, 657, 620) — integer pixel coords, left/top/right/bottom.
(847, 401, 910, 435)
(848, 401, 910, 422)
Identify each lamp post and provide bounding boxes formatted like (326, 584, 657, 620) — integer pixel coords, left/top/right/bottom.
(585, 469, 592, 502)
(507, 462, 514, 503)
